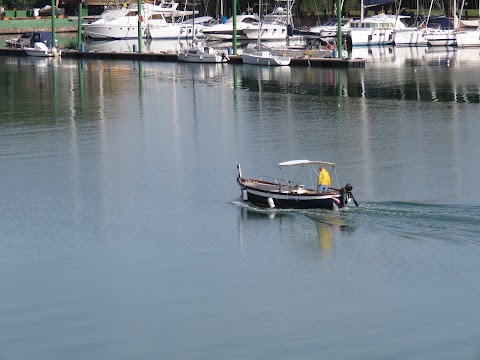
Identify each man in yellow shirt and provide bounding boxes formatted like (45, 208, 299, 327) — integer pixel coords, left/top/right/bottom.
(317, 166, 330, 193)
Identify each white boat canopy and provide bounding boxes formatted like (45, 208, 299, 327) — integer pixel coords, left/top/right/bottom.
(278, 160, 336, 168)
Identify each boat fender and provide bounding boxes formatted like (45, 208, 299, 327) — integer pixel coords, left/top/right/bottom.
(242, 190, 248, 201)
(267, 197, 275, 208)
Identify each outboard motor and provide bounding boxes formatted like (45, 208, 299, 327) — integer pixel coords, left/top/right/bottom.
(343, 183, 358, 207)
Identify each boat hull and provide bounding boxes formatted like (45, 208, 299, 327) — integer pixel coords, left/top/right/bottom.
(243, 51, 290, 66)
(24, 49, 55, 57)
(83, 23, 204, 40)
(241, 187, 347, 210)
(394, 29, 428, 46)
(425, 30, 457, 46)
(346, 29, 395, 46)
(243, 24, 289, 41)
(455, 30, 480, 47)
(177, 47, 229, 63)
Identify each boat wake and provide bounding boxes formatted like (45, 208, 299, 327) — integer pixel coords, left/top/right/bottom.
(233, 199, 480, 246)
(232, 200, 298, 215)
(348, 201, 480, 246)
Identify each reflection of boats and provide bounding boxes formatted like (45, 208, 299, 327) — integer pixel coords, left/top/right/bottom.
(24, 42, 60, 57)
(177, 44, 229, 62)
(348, 46, 429, 65)
(422, 47, 480, 66)
(243, 50, 290, 65)
(84, 38, 189, 53)
(236, 160, 357, 210)
(202, 14, 259, 40)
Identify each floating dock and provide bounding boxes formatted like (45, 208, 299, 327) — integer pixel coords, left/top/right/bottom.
(0, 47, 366, 68)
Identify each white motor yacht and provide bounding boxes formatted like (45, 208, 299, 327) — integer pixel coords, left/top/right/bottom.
(346, 14, 409, 46)
(242, 0, 295, 41)
(300, 18, 352, 43)
(201, 14, 259, 40)
(82, 0, 203, 39)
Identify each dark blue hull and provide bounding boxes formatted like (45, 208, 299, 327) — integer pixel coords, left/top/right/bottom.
(240, 186, 348, 210)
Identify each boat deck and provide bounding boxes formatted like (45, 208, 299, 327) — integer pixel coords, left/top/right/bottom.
(240, 178, 339, 195)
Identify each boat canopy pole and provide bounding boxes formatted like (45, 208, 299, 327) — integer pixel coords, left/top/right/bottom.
(309, 165, 314, 190)
(333, 168, 339, 188)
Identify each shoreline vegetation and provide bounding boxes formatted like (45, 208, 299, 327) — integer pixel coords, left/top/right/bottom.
(0, 17, 78, 35)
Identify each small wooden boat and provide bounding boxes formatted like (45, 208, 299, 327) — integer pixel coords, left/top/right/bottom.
(236, 160, 358, 210)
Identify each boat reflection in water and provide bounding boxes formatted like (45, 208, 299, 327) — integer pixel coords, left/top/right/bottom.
(348, 45, 480, 67)
(84, 38, 192, 53)
(235, 204, 357, 261)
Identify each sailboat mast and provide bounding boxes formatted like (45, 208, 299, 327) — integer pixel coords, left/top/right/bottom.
(453, 0, 458, 28)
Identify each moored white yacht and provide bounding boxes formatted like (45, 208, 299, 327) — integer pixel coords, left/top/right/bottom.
(425, 28, 457, 46)
(242, 0, 295, 41)
(298, 18, 352, 43)
(455, 29, 480, 47)
(454, 16, 480, 47)
(82, 0, 206, 40)
(394, 28, 428, 46)
(201, 14, 259, 40)
(346, 14, 409, 46)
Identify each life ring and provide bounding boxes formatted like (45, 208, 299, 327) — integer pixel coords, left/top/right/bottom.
(326, 43, 332, 50)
